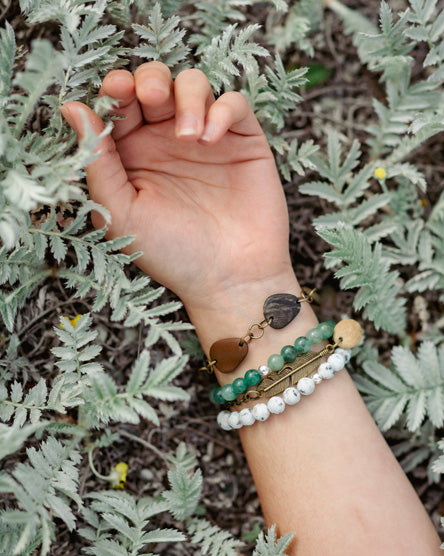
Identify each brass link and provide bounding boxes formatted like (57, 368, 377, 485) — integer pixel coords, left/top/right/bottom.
(298, 286, 317, 304)
(239, 317, 272, 346)
(198, 360, 217, 374)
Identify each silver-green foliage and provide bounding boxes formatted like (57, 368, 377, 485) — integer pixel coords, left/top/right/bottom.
(79, 491, 186, 556)
(354, 342, 444, 432)
(1, 0, 444, 554)
(299, 0, 444, 488)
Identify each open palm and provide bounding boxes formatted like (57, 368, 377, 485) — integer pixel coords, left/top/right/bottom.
(62, 62, 292, 310)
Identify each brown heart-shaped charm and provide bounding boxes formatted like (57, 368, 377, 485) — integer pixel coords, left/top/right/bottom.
(209, 338, 248, 373)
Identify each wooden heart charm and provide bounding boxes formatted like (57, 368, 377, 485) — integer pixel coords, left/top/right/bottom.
(263, 293, 301, 329)
(209, 338, 248, 373)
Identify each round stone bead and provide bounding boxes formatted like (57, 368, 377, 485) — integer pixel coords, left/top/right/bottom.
(306, 327, 323, 345)
(239, 408, 255, 426)
(214, 389, 226, 404)
(252, 403, 270, 422)
(227, 411, 242, 429)
(267, 353, 285, 371)
(297, 376, 315, 395)
(283, 387, 301, 405)
(244, 369, 261, 386)
(318, 321, 335, 340)
(333, 319, 362, 349)
(294, 336, 312, 354)
(258, 365, 270, 377)
(267, 396, 285, 414)
(328, 352, 345, 372)
(335, 347, 351, 364)
(221, 384, 236, 402)
(318, 361, 335, 379)
(232, 377, 247, 395)
(217, 411, 231, 431)
(281, 344, 298, 362)
(209, 386, 219, 404)
(312, 372, 322, 384)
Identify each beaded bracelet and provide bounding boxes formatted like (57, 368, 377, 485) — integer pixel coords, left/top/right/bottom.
(209, 320, 336, 405)
(216, 347, 351, 431)
(201, 288, 316, 374)
(227, 319, 361, 408)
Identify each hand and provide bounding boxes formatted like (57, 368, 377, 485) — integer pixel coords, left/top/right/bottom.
(61, 62, 294, 317)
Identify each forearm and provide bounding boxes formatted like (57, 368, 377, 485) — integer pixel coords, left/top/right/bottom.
(185, 272, 441, 555)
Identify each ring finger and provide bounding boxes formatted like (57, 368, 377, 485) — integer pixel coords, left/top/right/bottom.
(173, 68, 215, 141)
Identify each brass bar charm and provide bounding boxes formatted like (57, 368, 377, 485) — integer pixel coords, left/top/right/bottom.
(230, 342, 340, 406)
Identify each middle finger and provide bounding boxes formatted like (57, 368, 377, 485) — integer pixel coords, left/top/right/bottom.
(134, 61, 175, 123)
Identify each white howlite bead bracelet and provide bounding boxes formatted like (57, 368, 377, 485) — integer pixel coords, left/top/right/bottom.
(267, 396, 285, 414)
(216, 348, 350, 431)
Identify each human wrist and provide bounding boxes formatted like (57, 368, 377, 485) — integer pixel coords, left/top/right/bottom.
(183, 270, 321, 387)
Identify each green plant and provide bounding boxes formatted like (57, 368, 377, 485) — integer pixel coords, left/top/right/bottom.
(1, 0, 443, 554)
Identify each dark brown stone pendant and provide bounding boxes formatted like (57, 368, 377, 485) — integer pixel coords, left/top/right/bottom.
(209, 338, 249, 373)
(263, 293, 301, 329)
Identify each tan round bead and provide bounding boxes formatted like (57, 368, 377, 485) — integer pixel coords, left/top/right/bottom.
(333, 319, 362, 349)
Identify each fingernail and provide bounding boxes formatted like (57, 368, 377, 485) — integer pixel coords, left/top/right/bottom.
(200, 121, 216, 143)
(177, 113, 198, 137)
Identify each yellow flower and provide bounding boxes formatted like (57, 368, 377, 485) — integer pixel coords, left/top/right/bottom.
(60, 314, 82, 328)
(111, 462, 128, 490)
(374, 167, 386, 180)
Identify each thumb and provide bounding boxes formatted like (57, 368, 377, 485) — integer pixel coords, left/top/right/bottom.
(61, 101, 136, 233)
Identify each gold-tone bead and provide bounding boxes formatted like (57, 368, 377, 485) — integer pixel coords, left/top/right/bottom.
(333, 319, 362, 349)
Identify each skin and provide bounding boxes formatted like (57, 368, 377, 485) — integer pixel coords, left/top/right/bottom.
(61, 62, 442, 555)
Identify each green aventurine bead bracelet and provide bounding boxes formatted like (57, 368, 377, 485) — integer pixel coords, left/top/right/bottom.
(210, 320, 335, 405)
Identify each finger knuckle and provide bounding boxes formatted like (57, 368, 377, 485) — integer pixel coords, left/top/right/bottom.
(134, 61, 171, 79)
(225, 90, 246, 101)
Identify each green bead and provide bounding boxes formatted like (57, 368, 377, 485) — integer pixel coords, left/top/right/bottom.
(214, 388, 225, 404)
(306, 327, 323, 344)
(281, 344, 297, 362)
(267, 353, 285, 371)
(209, 386, 218, 404)
(210, 386, 225, 404)
(221, 384, 236, 402)
(318, 321, 334, 340)
(244, 369, 261, 386)
(325, 320, 336, 330)
(294, 336, 312, 354)
(232, 377, 247, 395)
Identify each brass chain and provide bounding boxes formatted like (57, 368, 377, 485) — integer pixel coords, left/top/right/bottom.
(200, 287, 316, 374)
(239, 317, 272, 346)
(298, 286, 317, 304)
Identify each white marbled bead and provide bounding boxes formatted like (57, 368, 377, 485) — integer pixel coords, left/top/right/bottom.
(239, 408, 255, 426)
(252, 403, 270, 422)
(318, 361, 335, 379)
(328, 352, 346, 372)
(217, 411, 232, 431)
(312, 372, 322, 384)
(297, 376, 315, 395)
(267, 396, 285, 414)
(335, 348, 351, 364)
(283, 386, 301, 405)
(228, 411, 242, 429)
(259, 364, 271, 377)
